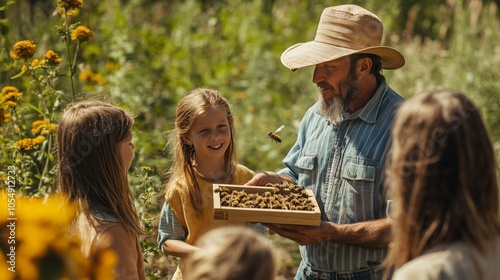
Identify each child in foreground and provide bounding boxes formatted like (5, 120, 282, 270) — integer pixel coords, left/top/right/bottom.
(383, 90, 500, 279)
(184, 226, 275, 280)
(58, 100, 146, 280)
(157, 88, 263, 279)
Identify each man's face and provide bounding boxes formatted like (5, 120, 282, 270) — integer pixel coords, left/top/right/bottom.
(312, 56, 360, 125)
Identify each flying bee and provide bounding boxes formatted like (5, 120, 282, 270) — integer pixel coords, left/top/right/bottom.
(267, 125, 284, 143)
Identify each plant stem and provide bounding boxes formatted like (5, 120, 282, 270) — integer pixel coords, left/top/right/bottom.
(63, 10, 76, 101)
(37, 133, 53, 194)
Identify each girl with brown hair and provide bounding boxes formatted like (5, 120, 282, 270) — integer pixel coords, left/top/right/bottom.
(58, 100, 146, 280)
(383, 90, 500, 279)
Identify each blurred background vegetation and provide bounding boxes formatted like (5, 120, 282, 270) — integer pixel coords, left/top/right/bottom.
(1, 0, 499, 279)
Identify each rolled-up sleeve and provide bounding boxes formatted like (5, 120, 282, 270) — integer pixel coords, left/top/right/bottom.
(157, 201, 186, 253)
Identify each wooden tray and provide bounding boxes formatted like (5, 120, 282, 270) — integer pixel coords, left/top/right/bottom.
(213, 184, 321, 226)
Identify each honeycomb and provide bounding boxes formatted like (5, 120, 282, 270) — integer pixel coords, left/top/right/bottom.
(214, 183, 315, 211)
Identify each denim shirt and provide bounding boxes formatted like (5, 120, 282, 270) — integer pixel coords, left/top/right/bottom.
(279, 77, 404, 274)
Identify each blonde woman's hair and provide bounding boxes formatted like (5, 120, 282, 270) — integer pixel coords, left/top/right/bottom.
(57, 100, 143, 235)
(383, 90, 500, 276)
(165, 88, 237, 214)
(184, 226, 275, 280)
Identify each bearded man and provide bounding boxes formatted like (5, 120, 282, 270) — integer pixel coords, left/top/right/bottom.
(246, 4, 405, 280)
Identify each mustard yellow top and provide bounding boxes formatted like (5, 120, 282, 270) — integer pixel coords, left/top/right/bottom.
(166, 164, 254, 244)
(165, 164, 255, 279)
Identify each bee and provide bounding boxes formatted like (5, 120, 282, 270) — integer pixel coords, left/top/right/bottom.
(267, 125, 284, 143)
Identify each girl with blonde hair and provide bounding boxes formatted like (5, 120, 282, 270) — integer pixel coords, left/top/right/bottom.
(157, 88, 262, 279)
(383, 90, 500, 279)
(58, 100, 146, 280)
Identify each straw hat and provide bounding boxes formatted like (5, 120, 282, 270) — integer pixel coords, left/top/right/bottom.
(281, 5, 405, 71)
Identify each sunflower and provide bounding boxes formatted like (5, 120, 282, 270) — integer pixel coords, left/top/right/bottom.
(57, 0, 83, 10)
(71, 25, 93, 42)
(43, 50, 62, 65)
(10, 40, 36, 60)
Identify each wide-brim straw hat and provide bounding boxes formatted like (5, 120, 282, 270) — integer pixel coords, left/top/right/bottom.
(281, 5, 405, 71)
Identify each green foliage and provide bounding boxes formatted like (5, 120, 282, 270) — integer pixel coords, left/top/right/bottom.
(130, 166, 166, 279)
(1, 0, 87, 195)
(1, 0, 499, 278)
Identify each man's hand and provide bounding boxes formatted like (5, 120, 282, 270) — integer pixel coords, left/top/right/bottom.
(266, 218, 393, 248)
(245, 171, 282, 186)
(264, 222, 332, 246)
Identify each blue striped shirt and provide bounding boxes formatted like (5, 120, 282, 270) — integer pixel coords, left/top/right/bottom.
(157, 202, 186, 253)
(279, 77, 404, 274)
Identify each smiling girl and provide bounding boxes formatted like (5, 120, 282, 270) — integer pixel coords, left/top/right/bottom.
(157, 88, 260, 279)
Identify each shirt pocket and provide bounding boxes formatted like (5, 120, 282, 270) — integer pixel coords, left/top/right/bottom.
(342, 162, 375, 182)
(338, 158, 377, 222)
(294, 154, 317, 189)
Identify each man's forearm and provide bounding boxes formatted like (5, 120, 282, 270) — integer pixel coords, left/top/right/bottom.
(319, 218, 392, 248)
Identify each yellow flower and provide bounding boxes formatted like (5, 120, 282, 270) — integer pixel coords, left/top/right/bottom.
(93, 73, 106, 85)
(1, 86, 18, 95)
(57, 0, 83, 10)
(0, 108, 11, 124)
(31, 119, 58, 135)
(54, 6, 80, 17)
(71, 25, 93, 42)
(79, 69, 94, 83)
(79, 69, 106, 85)
(234, 91, 247, 101)
(4, 101, 17, 109)
(13, 136, 45, 150)
(10, 40, 36, 60)
(1, 91, 23, 102)
(43, 50, 62, 65)
(0, 195, 84, 279)
(1, 86, 22, 102)
(105, 61, 120, 72)
(31, 58, 46, 67)
(0, 194, 119, 280)
(21, 65, 28, 72)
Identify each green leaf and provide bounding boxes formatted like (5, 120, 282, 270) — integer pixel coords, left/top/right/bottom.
(10, 71, 26, 79)
(24, 102, 45, 115)
(69, 21, 82, 30)
(0, 1, 16, 11)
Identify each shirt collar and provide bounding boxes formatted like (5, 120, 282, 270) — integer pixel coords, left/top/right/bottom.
(91, 209, 120, 222)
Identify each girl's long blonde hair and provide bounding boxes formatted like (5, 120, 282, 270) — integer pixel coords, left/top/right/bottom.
(383, 90, 500, 275)
(58, 100, 143, 235)
(165, 88, 237, 214)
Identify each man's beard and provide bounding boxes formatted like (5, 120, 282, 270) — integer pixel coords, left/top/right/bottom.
(319, 72, 359, 126)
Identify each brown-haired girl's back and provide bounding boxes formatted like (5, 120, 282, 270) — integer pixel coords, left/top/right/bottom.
(58, 100, 146, 280)
(384, 90, 500, 279)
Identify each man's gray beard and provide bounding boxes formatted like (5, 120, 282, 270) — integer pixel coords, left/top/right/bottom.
(318, 74, 360, 126)
(319, 94, 345, 126)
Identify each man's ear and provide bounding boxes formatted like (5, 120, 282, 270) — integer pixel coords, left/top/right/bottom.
(357, 57, 372, 76)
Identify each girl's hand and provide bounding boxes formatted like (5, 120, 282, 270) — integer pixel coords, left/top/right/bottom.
(162, 239, 199, 258)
